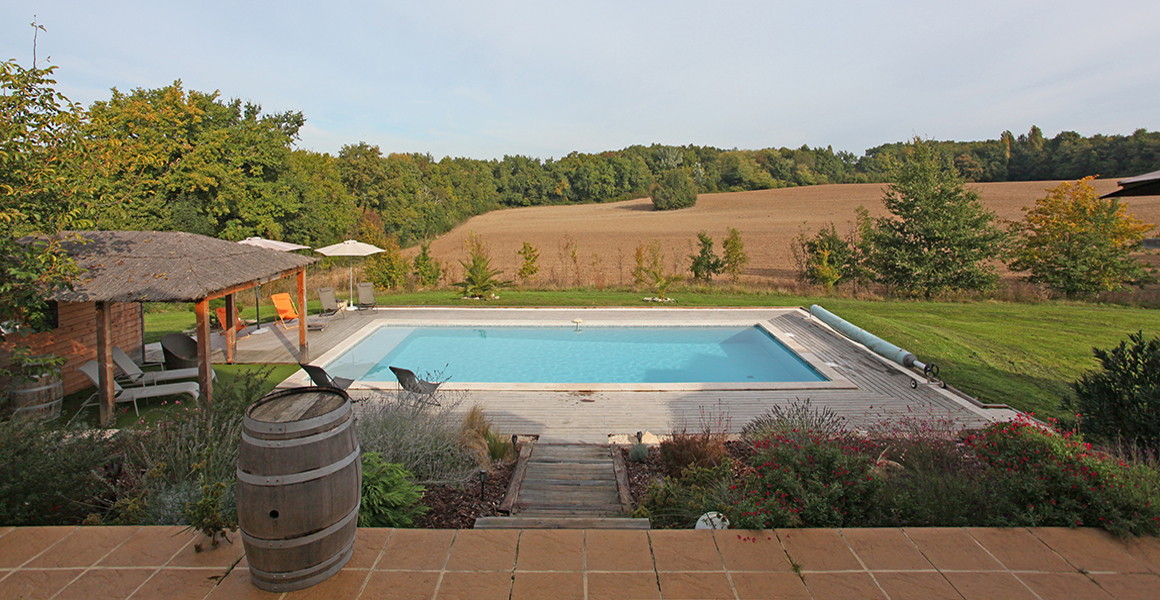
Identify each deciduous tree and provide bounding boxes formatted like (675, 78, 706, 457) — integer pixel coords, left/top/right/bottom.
(1009, 176, 1153, 297)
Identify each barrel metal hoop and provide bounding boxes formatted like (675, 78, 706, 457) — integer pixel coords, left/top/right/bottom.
(244, 399, 351, 435)
(247, 535, 355, 592)
(241, 502, 360, 550)
(241, 415, 354, 449)
(237, 444, 360, 486)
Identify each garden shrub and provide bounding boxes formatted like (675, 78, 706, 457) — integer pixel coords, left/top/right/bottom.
(740, 398, 846, 443)
(1068, 331, 1160, 451)
(359, 452, 428, 528)
(650, 168, 697, 211)
(356, 395, 476, 484)
(458, 405, 512, 467)
(964, 415, 1160, 536)
(0, 419, 115, 525)
(730, 432, 881, 529)
(660, 425, 728, 478)
(637, 463, 736, 529)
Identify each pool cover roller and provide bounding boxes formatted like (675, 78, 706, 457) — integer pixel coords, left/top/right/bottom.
(809, 304, 923, 370)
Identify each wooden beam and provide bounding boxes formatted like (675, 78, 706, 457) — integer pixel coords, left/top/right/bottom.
(202, 266, 308, 302)
(297, 268, 308, 362)
(95, 301, 115, 427)
(195, 298, 213, 406)
(224, 293, 236, 364)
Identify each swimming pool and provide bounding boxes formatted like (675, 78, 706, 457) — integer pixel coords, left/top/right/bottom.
(324, 325, 827, 385)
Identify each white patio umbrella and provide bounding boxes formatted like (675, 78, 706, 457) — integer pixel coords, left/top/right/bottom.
(237, 237, 310, 332)
(314, 239, 384, 302)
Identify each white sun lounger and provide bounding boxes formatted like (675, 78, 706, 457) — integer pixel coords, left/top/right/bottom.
(77, 360, 200, 418)
(112, 347, 211, 386)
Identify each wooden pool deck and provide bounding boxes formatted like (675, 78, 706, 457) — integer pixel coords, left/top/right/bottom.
(207, 307, 1019, 443)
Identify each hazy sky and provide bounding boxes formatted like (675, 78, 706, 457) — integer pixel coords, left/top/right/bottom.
(4, 1, 1159, 160)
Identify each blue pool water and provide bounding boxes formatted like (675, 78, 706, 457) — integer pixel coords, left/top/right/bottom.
(325, 326, 826, 384)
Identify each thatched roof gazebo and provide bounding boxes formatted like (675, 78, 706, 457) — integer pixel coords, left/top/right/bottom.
(52, 231, 317, 426)
(1102, 169, 1160, 198)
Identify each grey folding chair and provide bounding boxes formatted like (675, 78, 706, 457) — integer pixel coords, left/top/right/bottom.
(318, 287, 344, 318)
(389, 366, 442, 406)
(300, 363, 354, 391)
(357, 282, 377, 310)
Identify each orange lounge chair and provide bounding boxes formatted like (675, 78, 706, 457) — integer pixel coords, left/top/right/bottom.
(270, 293, 300, 329)
(215, 306, 250, 338)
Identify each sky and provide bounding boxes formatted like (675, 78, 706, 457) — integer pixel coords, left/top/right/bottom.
(3, 1, 1159, 161)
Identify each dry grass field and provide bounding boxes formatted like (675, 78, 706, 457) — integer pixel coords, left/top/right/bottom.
(416, 179, 1160, 287)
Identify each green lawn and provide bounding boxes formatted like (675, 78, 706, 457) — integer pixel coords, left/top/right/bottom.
(142, 289, 1160, 422)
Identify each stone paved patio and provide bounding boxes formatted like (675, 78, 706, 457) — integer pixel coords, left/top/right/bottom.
(2, 526, 1158, 599)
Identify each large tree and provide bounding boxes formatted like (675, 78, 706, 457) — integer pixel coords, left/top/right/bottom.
(1009, 177, 1153, 297)
(83, 82, 305, 240)
(865, 139, 1006, 296)
(0, 59, 90, 335)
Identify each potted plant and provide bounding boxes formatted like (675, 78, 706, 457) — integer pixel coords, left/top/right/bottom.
(3, 347, 66, 420)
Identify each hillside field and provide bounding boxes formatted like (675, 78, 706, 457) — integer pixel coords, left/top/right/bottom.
(419, 180, 1160, 286)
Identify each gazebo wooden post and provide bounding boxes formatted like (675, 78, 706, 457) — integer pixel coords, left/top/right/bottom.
(94, 301, 116, 427)
(297, 268, 308, 362)
(224, 293, 237, 364)
(195, 298, 213, 406)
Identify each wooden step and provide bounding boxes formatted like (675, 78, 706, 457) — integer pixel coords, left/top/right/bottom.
(474, 516, 650, 529)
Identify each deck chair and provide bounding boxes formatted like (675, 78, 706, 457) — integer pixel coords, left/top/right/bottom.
(270, 293, 300, 329)
(318, 287, 344, 318)
(389, 366, 442, 406)
(77, 360, 200, 418)
(161, 333, 199, 370)
(112, 347, 210, 386)
(215, 306, 250, 338)
(357, 282, 377, 310)
(300, 363, 354, 391)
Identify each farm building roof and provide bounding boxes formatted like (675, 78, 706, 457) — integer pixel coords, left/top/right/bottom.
(1102, 169, 1160, 198)
(48, 230, 317, 303)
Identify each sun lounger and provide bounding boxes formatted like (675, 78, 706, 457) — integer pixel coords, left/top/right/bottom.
(300, 363, 354, 391)
(357, 282, 377, 310)
(389, 366, 441, 406)
(318, 287, 344, 318)
(112, 347, 210, 386)
(77, 360, 200, 418)
(215, 306, 250, 338)
(270, 293, 300, 329)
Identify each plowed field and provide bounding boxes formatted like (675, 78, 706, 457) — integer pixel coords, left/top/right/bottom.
(421, 180, 1160, 286)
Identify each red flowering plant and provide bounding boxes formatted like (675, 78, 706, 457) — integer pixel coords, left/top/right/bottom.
(964, 413, 1160, 536)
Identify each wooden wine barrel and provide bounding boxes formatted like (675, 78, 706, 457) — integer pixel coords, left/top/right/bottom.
(9, 374, 63, 421)
(236, 386, 361, 592)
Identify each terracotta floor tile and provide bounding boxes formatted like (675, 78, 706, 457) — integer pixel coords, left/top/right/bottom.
(904, 528, 1002, 572)
(376, 529, 455, 571)
(841, 528, 932, 571)
(515, 530, 584, 572)
(0, 568, 84, 600)
(99, 526, 192, 568)
(656, 571, 734, 600)
(203, 567, 281, 600)
(585, 530, 654, 572)
(730, 571, 810, 600)
(435, 571, 513, 600)
(54, 568, 154, 600)
(444, 529, 519, 572)
(1017, 572, 1115, 600)
(129, 568, 221, 600)
(941, 572, 1040, 600)
(874, 571, 962, 600)
(776, 529, 861, 572)
(649, 530, 723, 572)
(1088, 573, 1160, 600)
(1031, 528, 1149, 573)
(0, 527, 76, 568)
(965, 528, 1073, 573)
(511, 571, 583, 600)
(359, 571, 440, 600)
(587, 572, 662, 600)
(281, 568, 370, 600)
(714, 530, 793, 572)
(0, 527, 12, 538)
(165, 532, 246, 569)
(345, 528, 393, 569)
(801, 572, 887, 600)
(1114, 536, 1160, 574)
(26, 526, 139, 569)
